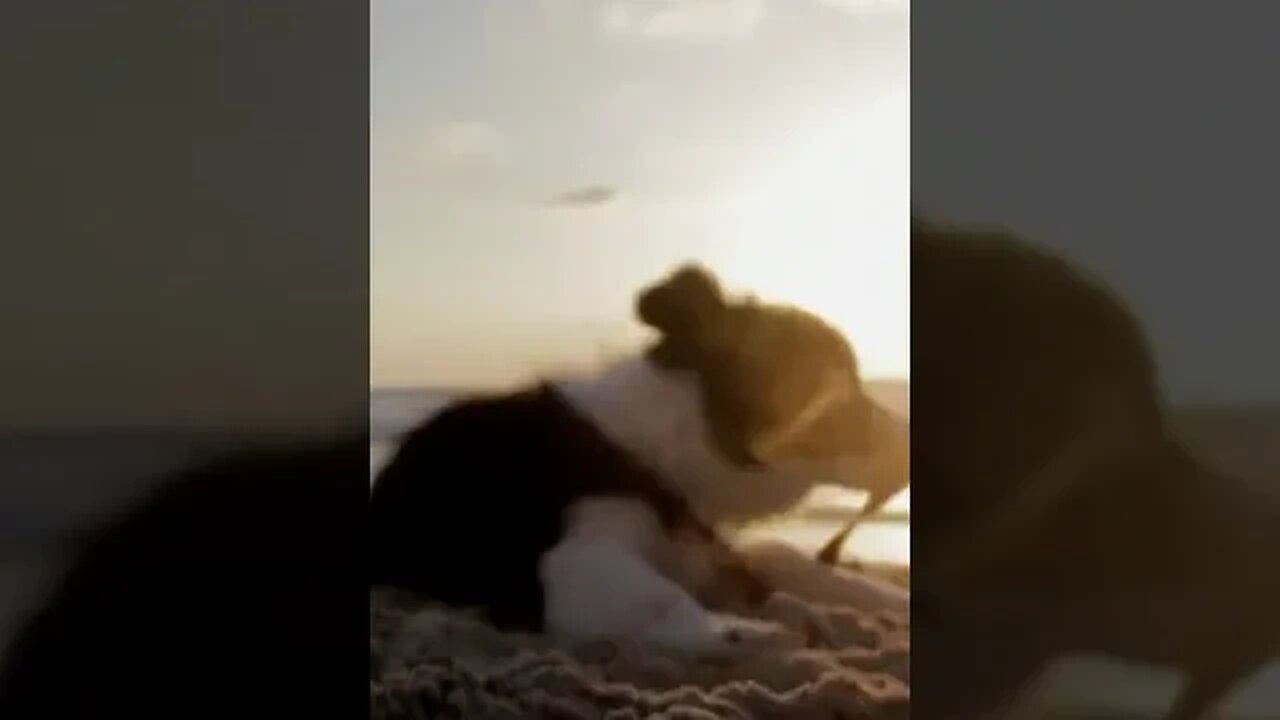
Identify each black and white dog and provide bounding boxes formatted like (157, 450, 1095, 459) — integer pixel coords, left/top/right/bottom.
(370, 263, 894, 654)
(0, 435, 370, 718)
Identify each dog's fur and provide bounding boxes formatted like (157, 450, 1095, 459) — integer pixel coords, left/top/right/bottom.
(909, 215, 1280, 720)
(370, 263, 885, 655)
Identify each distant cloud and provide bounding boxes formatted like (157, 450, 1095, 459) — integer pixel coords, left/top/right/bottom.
(815, 0, 909, 16)
(546, 185, 620, 207)
(601, 0, 765, 40)
(539, 0, 765, 42)
(422, 120, 507, 167)
(539, 0, 901, 40)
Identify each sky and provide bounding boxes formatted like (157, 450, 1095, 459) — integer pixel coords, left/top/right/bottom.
(913, 0, 1280, 406)
(371, 0, 910, 389)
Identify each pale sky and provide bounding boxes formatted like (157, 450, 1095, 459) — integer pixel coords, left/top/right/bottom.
(372, 0, 910, 388)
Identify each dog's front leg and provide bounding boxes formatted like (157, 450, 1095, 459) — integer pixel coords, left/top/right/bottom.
(539, 499, 796, 656)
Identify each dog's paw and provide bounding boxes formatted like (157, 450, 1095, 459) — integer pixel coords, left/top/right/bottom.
(637, 598, 795, 656)
(709, 614, 803, 653)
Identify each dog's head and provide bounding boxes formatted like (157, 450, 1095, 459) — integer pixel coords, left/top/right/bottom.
(636, 263, 875, 471)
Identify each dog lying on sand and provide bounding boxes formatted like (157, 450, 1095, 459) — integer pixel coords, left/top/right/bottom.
(370, 263, 905, 656)
(0, 264, 906, 717)
(901, 214, 1280, 720)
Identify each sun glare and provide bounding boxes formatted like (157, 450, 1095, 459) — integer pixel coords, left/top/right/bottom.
(705, 85, 909, 380)
(808, 485, 910, 514)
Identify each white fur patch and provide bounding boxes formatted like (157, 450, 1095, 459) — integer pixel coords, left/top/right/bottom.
(554, 356, 865, 528)
(539, 497, 792, 655)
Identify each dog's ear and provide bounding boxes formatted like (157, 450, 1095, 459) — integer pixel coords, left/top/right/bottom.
(636, 263, 727, 340)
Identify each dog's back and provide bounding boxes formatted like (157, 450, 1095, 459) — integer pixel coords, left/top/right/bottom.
(0, 435, 368, 718)
(368, 385, 711, 631)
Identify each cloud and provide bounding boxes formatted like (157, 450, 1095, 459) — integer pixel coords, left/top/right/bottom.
(421, 121, 507, 167)
(603, 0, 766, 40)
(372, 120, 513, 202)
(540, 0, 765, 42)
(541, 0, 902, 42)
(814, 0, 909, 16)
(546, 185, 620, 207)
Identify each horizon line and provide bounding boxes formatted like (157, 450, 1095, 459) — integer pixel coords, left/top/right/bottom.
(370, 375, 912, 393)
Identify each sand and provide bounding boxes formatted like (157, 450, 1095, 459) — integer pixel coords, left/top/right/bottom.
(371, 544, 910, 720)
